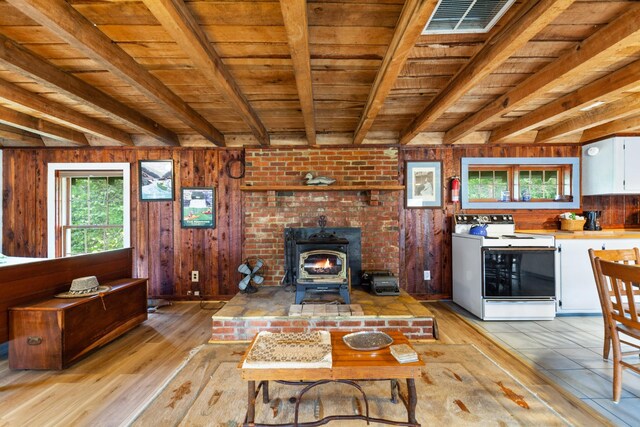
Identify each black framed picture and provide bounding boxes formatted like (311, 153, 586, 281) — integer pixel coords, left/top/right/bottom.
(181, 187, 215, 228)
(405, 161, 443, 208)
(139, 160, 174, 201)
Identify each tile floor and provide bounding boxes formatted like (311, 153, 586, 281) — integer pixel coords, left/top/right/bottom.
(446, 302, 640, 426)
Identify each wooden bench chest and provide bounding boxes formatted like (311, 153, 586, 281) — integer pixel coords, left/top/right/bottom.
(9, 278, 147, 370)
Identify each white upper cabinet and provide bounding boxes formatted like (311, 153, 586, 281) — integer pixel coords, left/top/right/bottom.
(582, 137, 640, 195)
(624, 138, 640, 193)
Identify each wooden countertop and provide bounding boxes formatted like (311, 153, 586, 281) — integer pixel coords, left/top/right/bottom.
(522, 230, 640, 239)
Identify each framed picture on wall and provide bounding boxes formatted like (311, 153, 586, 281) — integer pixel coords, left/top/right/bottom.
(181, 187, 215, 228)
(139, 160, 174, 201)
(405, 161, 442, 208)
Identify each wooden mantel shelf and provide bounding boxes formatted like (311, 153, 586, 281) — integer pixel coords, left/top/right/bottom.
(240, 185, 405, 191)
(240, 184, 404, 206)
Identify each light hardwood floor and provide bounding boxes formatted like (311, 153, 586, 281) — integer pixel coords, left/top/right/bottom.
(0, 301, 611, 426)
(0, 302, 215, 426)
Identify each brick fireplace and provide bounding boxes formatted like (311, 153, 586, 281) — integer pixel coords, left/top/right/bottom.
(242, 148, 401, 287)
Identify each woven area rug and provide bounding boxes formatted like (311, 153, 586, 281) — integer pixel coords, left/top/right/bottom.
(130, 343, 568, 426)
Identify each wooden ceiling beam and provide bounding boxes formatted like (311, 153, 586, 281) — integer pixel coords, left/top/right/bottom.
(143, 0, 269, 146)
(0, 123, 44, 147)
(581, 113, 640, 142)
(6, 0, 225, 146)
(0, 79, 133, 146)
(447, 4, 640, 144)
(352, 0, 438, 145)
(0, 33, 179, 146)
(279, 0, 316, 146)
(0, 105, 88, 146)
(535, 93, 640, 143)
(490, 59, 640, 143)
(399, 0, 575, 145)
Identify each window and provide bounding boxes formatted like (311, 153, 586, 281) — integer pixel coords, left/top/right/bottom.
(518, 167, 564, 201)
(467, 167, 509, 201)
(47, 163, 130, 258)
(462, 157, 580, 209)
(61, 173, 124, 256)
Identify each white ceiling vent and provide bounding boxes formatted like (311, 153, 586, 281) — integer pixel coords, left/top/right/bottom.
(423, 0, 516, 34)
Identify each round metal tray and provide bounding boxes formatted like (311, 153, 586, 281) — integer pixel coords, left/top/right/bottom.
(342, 331, 393, 351)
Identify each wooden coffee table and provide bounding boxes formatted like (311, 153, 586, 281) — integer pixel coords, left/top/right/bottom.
(239, 330, 424, 427)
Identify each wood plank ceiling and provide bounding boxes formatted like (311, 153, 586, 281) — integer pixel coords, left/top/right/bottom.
(0, 0, 637, 148)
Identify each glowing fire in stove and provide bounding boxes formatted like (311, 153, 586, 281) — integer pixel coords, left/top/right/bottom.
(314, 258, 332, 269)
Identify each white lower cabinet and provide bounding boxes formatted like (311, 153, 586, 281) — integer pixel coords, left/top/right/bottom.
(556, 238, 640, 314)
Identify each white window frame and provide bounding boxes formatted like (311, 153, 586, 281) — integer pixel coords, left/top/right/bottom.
(47, 163, 130, 258)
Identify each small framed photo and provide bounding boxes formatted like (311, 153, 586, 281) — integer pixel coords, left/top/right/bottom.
(139, 160, 174, 201)
(181, 187, 215, 228)
(406, 161, 442, 208)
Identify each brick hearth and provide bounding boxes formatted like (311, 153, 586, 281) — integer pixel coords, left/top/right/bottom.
(210, 287, 436, 342)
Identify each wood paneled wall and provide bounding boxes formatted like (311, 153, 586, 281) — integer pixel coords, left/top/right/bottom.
(3, 144, 637, 300)
(2, 148, 243, 299)
(399, 144, 583, 298)
(583, 194, 640, 228)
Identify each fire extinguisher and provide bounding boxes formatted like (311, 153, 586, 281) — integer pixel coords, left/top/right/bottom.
(451, 176, 460, 203)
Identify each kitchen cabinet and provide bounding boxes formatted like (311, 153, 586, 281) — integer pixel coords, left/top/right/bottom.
(582, 137, 640, 195)
(556, 238, 639, 314)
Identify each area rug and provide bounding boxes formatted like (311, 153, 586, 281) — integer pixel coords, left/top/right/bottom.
(130, 343, 568, 426)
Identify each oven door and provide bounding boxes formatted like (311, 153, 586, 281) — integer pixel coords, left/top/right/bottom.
(482, 247, 556, 298)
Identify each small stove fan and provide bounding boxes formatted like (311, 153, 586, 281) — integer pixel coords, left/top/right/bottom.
(237, 257, 265, 293)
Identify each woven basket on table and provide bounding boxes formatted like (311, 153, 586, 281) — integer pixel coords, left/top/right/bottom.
(560, 218, 586, 231)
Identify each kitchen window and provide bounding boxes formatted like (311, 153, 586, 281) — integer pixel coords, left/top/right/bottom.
(467, 167, 510, 201)
(462, 157, 580, 209)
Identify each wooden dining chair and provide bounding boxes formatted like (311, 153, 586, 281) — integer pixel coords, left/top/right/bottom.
(593, 258, 640, 402)
(588, 248, 640, 360)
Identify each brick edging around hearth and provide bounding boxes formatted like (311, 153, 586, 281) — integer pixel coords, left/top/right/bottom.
(210, 317, 434, 341)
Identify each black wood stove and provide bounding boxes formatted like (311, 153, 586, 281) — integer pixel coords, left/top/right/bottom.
(284, 216, 360, 304)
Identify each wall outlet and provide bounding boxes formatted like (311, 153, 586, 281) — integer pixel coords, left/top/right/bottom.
(423, 270, 431, 280)
(191, 271, 199, 282)
(194, 290, 200, 296)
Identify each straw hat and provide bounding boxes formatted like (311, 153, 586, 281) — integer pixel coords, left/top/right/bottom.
(55, 276, 111, 298)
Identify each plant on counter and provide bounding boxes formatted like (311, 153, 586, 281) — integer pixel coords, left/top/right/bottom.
(559, 212, 584, 220)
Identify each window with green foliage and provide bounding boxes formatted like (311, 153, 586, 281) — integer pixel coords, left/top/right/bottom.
(461, 157, 579, 209)
(468, 165, 570, 202)
(467, 168, 509, 201)
(518, 168, 559, 200)
(60, 172, 124, 256)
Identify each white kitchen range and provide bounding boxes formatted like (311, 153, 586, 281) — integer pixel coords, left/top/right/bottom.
(452, 214, 556, 321)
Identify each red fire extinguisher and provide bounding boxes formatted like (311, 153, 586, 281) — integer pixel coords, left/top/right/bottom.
(451, 176, 460, 203)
